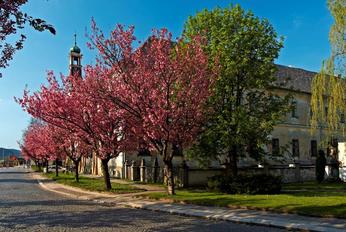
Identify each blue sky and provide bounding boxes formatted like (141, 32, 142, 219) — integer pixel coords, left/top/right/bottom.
(0, 0, 333, 149)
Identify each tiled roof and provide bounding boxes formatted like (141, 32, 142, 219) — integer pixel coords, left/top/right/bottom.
(274, 64, 317, 93)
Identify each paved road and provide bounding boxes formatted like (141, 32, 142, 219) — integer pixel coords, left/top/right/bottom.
(0, 167, 284, 232)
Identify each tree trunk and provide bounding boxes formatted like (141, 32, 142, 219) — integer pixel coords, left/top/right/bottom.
(164, 160, 175, 195)
(37, 161, 42, 172)
(73, 160, 80, 182)
(227, 146, 238, 177)
(55, 159, 59, 177)
(101, 159, 112, 190)
(46, 160, 49, 173)
(224, 162, 232, 176)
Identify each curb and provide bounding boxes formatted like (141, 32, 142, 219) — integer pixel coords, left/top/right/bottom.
(36, 176, 117, 204)
(32, 173, 346, 232)
(122, 202, 340, 232)
(122, 202, 293, 231)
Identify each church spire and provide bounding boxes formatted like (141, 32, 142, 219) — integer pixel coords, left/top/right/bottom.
(69, 34, 82, 77)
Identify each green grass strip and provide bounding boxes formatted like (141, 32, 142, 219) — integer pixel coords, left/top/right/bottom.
(144, 182, 346, 218)
(44, 172, 144, 194)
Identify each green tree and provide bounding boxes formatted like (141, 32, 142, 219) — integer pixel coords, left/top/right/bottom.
(184, 5, 291, 176)
(311, 0, 345, 137)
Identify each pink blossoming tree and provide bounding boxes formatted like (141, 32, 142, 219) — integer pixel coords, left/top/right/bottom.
(19, 122, 65, 173)
(88, 22, 216, 195)
(18, 20, 215, 194)
(17, 73, 133, 189)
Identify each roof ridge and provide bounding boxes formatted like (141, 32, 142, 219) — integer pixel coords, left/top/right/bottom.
(275, 64, 318, 75)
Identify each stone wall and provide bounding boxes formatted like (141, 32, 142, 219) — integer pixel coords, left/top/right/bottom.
(120, 159, 316, 186)
(187, 168, 223, 186)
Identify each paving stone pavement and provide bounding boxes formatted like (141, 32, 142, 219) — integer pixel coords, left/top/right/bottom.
(0, 167, 284, 232)
(32, 169, 346, 232)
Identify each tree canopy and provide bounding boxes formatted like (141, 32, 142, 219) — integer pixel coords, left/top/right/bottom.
(311, 0, 345, 139)
(184, 5, 291, 176)
(17, 21, 215, 195)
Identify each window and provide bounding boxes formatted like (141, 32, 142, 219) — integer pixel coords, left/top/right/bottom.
(73, 56, 79, 65)
(292, 139, 299, 157)
(311, 140, 317, 157)
(325, 107, 328, 118)
(272, 138, 280, 155)
(291, 101, 298, 118)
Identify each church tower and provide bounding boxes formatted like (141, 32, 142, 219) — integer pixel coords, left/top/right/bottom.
(69, 34, 82, 77)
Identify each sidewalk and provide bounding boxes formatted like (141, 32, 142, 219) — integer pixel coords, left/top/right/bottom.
(32, 172, 346, 232)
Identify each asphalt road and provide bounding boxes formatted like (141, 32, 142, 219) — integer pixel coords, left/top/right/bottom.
(0, 167, 285, 232)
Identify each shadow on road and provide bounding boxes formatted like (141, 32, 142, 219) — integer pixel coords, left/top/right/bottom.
(0, 171, 29, 175)
(0, 178, 38, 184)
(0, 199, 98, 208)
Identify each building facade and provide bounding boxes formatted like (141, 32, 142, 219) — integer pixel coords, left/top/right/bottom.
(70, 42, 343, 183)
(271, 65, 345, 165)
(111, 65, 346, 184)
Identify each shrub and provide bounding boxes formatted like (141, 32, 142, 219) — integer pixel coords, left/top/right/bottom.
(207, 175, 231, 193)
(207, 173, 282, 194)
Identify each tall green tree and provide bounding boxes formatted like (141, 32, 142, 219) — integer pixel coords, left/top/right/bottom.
(311, 0, 345, 137)
(184, 5, 291, 176)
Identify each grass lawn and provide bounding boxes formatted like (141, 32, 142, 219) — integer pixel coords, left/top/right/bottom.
(132, 180, 166, 188)
(31, 165, 42, 172)
(144, 182, 346, 218)
(44, 172, 145, 194)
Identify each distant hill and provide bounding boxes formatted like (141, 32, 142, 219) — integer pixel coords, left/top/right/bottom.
(0, 148, 21, 160)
